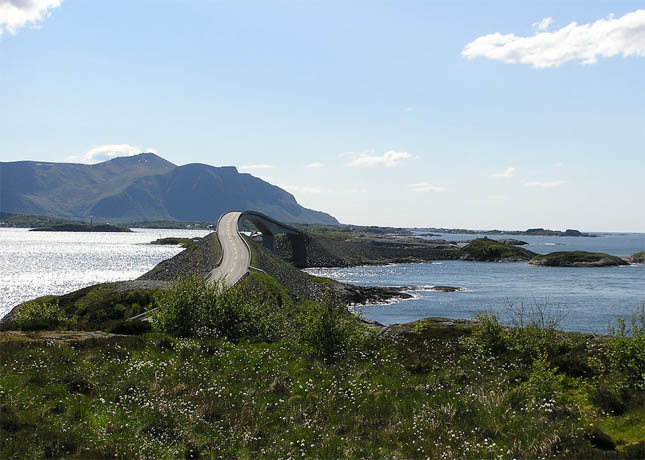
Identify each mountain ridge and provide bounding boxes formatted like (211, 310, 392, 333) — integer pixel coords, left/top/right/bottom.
(0, 153, 339, 225)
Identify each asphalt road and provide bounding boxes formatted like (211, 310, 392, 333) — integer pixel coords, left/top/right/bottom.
(207, 211, 250, 287)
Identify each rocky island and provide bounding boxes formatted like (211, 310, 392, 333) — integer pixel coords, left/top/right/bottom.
(457, 238, 536, 262)
(529, 251, 629, 267)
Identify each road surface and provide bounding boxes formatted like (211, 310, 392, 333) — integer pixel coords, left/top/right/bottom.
(207, 211, 250, 287)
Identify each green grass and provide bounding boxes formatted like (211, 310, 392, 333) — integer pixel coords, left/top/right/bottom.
(2, 324, 642, 459)
(2, 281, 643, 459)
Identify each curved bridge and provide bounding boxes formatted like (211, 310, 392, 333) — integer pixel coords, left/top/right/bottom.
(207, 210, 306, 287)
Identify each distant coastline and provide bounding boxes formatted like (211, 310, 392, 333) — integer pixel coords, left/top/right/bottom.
(30, 223, 132, 233)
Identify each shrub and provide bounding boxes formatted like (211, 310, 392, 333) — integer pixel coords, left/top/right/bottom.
(468, 312, 507, 354)
(10, 300, 77, 330)
(298, 299, 364, 364)
(151, 275, 290, 342)
(520, 352, 565, 403)
(603, 304, 645, 391)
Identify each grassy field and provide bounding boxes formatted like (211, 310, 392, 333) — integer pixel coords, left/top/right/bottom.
(1, 279, 643, 459)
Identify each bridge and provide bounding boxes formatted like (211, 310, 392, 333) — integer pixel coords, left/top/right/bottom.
(207, 210, 306, 287)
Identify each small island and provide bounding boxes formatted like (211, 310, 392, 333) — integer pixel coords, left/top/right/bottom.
(150, 237, 202, 249)
(458, 238, 536, 262)
(529, 251, 629, 267)
(30, 223, 132, 233)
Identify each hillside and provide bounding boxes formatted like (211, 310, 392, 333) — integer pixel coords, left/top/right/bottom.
(0, 153, 338, 225)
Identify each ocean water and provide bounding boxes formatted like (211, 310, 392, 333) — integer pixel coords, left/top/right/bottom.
(306, 233, 645, 334)
(0, 228, 209, 319)
(1, 228, 643, 334)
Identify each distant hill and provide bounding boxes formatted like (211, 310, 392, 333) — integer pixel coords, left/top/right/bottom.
(0, 153, 339, 225)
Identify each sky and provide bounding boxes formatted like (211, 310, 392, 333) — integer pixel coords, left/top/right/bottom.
(1, 0, 644, 231)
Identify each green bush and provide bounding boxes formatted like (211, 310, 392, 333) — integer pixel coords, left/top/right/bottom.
(603, 304, 645, 391)
(10, 300, 77, 330)
(298, 299, 363, 364)
(151, 275, 290, 342)
(520, 352, 565, 403)
(468, 312, 507, 353)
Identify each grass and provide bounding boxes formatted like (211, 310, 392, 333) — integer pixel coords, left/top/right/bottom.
(1, 281, 643, 459)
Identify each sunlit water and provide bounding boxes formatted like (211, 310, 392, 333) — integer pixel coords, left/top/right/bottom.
(0, 228, 209, 319)
(1, 229, 643, 333)
(306, 233, 645, 334)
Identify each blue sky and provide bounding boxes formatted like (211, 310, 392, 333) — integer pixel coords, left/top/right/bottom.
(2, 0, 644, 231)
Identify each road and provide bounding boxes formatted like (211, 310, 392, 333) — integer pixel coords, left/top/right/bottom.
(207, 211, 250, 287)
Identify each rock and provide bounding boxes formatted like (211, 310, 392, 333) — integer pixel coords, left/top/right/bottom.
(629, 252, 645, 264)
(529, 251, 629, 267)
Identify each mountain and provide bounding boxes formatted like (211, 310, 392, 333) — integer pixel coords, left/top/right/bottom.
(0, 153, 339, 225)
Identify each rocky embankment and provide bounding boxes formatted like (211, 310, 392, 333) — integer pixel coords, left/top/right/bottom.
(274, 233, 460, 268)
(245, 237, 414, 305)
(529, 251, 629, 267)
(139, 233, 221, 281)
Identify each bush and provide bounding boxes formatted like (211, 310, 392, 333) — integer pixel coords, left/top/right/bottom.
(603, 304, 645, 391)
(10, 300, 77, 330)
(468, 312, 507, 354)
(520, 352, 565, 403)
(151, 275, 290, 342)
(298, 299, 364, 364)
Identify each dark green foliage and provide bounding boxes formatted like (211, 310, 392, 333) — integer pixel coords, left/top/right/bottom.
(107, 320, 153, 335)
(298, 299, 364, 364)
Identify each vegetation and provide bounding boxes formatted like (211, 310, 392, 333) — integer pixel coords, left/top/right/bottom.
(1, 274, 643, 458)
(530, 251, 628, 267)
(458, 238, 536, 261)
(0, 283, 159, 332)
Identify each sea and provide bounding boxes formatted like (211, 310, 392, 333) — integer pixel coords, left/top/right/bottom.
(1, 228, 643, 334)
(0, 228, 208, 319)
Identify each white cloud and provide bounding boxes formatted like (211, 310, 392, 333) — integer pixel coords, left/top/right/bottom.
(239, 164, 275, 171)
(493, 167, 516, 178)
(408, 182, 446, 193)
(345, 150, 416, 167)
(553, 162, 563, 168)
(404, 107, 414, 112)
(533, 17, 553, 32)
(525, 180, 568, 188)
(305, 162, 324, 168)
(68, 144, 154, 164)
(350, 188, 368, 193)
(0, 0, 62, 36)
(462, 9, 645, 68)
(282, 185, 334, 194)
